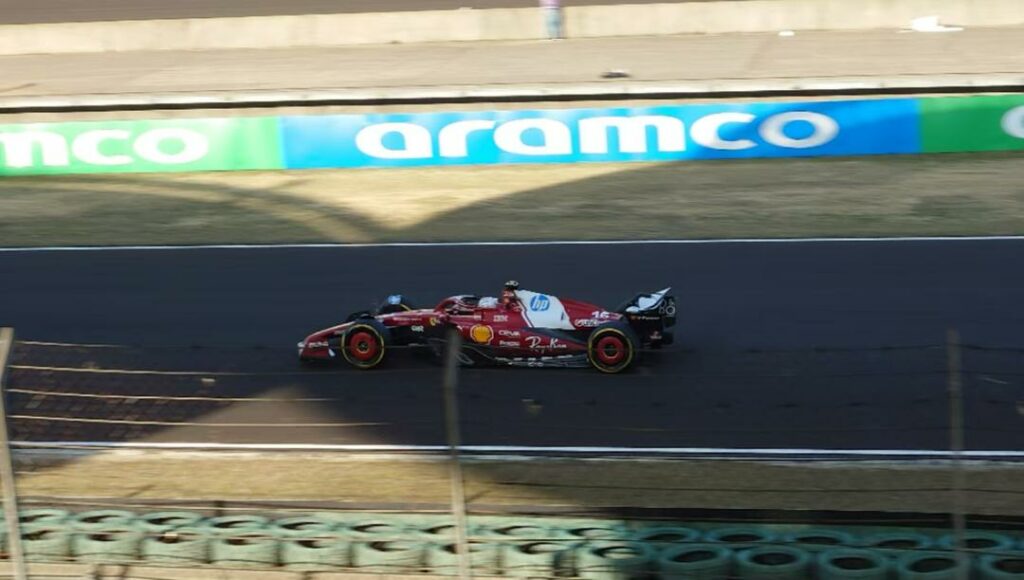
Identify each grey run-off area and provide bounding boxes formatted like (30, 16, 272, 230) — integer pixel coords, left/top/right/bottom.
(3, 28, 1022, 109)
(1, 241, 1022, 452)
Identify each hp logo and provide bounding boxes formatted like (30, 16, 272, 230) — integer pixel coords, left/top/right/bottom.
(529, 294, 550, 311)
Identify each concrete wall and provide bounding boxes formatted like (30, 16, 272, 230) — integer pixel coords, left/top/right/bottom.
(567, 0, 1024, 36)
(0, 9, 540, 55)
(0, 0, 1021, 56)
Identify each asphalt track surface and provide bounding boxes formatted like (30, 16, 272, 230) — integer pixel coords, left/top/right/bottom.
(1, 241, 1023, 450)
(0, 0, 730, 25)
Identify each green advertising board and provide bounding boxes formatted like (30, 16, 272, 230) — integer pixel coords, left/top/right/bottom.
(920, 94, 1024, 153)
(0, 117, 282, 175)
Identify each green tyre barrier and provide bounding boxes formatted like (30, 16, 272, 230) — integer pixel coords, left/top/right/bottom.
(736, 545, 813, 580)
(71, 509, 138, 530)
(21, 524, 71, 563)
(416, 521, 459, 543)
(860, 532, 934, 557)
(460, 515, 515, 533)
(204, 514, 270, 536)
(210, 532, 278, 568)
(705, 527, 777, 551)
(425, 540, 503, 576)
(272, 515, 335, 538)
(503, 541, 577, 578)
(71, 527, 143, 564)
(817, 548, 891, 580)
(307, 511, 351, 528)
(576, 540, 655, 580)
(896, 551, 970, 580)
(936, 531, 1017, 553)
(474, 515, 561, 538)
(346, 519, 411, 542)
(400, 513, 452, 528)
(281, 532, 351, 571)
(633, 526, 702, 551)
(555, 521, 628, 542)
(656, 542, 733, 580)
(138, 511, 205, 533)
(351, 540, 425, 573)
(141, 527, 210, 565)
(979, 551, 1024, 580)
(19, 508, 69, 525)
(782, 529, 857, 552)
(475, 522, 553, 543)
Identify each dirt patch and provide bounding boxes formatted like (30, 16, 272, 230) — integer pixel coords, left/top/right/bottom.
(2, 153, 1024, 247)
(14, 452, 1024, 517)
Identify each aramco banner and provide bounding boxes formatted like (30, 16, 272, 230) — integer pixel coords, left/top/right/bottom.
(279, 99, 922, 168)
(0, 117, 281, 176)
(2, 96, 1024, 175)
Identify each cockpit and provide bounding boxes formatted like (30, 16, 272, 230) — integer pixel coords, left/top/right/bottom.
(435, 295, 499, 315)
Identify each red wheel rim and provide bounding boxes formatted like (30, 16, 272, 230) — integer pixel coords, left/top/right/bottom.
(595, 335, 626, 365)
(348, 331, 379, 362)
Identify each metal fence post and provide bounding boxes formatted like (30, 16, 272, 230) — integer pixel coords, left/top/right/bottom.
(946, 328, 967, 580)
(442, 328, 471, 580)
(0, 328, 28, 580)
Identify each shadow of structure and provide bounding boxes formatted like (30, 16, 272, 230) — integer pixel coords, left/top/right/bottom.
(2, 151, 1024, 247)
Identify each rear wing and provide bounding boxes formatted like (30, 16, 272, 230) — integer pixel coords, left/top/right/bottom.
(618, 288, 675, 319)
(616, 287, 676, 347)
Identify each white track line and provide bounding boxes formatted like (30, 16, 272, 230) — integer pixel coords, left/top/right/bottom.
(10, 442, 1024, 459)
(1, 236, 1024, 253)
(17, 340, 124, 348)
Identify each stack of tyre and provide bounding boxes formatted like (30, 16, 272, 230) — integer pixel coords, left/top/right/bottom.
(4, 509, 1023, 579)
(651, 526, 1024, 580)
(492, 521, 1024, 580)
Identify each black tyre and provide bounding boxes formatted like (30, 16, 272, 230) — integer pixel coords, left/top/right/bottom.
(342, 320, 389, 369)
(587, 321, 639, 374)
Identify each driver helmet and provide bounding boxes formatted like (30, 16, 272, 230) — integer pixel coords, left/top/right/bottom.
(500, 280, 520, 307)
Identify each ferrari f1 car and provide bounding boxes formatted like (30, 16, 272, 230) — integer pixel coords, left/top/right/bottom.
(298, 281, 675, 373)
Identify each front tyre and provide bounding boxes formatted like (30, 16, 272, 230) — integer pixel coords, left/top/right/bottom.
(342, 320, 389, 369)
(587, 322, 639, 374)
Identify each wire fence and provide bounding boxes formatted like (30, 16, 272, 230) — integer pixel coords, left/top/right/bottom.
(1, 331, 1023, 578)
(4, 336, 1023, 447)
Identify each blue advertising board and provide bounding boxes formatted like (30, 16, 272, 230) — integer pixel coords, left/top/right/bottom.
(281, 98, 920, 169)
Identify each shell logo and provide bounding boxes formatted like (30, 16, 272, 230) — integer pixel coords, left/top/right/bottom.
(469, 324, 494, 344)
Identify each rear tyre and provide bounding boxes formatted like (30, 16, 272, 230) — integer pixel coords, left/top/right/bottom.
(342, 320, 389, 369)
(587, 322, 639, 374)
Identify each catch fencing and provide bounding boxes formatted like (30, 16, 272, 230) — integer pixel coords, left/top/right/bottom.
(0, 327, 1023, 579)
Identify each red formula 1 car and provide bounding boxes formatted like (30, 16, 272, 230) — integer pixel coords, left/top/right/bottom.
(298, 281, 675, 373)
